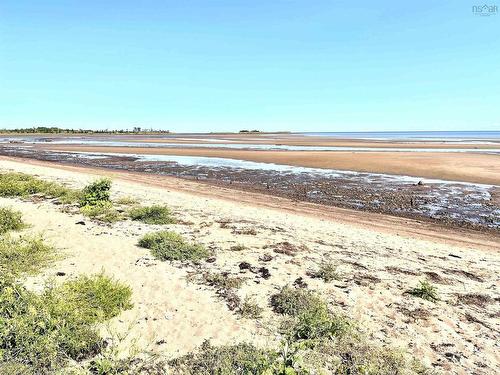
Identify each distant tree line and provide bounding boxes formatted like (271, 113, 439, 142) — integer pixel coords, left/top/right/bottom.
(239, 129, 261, 133)
(0, 127, 171, 134)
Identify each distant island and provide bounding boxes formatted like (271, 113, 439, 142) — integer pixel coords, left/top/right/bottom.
(0, 126, 170, 134)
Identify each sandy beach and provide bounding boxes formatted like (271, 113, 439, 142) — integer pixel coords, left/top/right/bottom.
(1, 157, 499, 374)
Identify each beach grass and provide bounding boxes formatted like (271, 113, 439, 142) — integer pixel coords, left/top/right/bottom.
(128, 205, 176, 224)
(0, 207, 25, 234)
(0, 235, 57, 277)
(138, 231, 209, 262)
(0, 172, 80, 203)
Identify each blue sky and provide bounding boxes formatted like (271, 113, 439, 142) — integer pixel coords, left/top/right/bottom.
(0, 1, 499, 132)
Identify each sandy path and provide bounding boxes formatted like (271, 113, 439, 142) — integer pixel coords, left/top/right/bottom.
(1, 158, 499, 374)
(43, 145, 500, 185)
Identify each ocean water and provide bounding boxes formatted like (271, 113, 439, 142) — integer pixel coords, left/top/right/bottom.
(299, 131, 500, 141)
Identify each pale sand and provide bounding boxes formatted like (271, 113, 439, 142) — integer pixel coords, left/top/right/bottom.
(45, 144, 500, 185)
(1, 158, 499, 373)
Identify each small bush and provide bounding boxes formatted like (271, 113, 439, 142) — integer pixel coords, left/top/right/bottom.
(80, 178, 112, 207)
(238, 297, 263, 319)
(270, 286, 326, 317)
(168, 340, 276, 374)
(138, 231, 209, 262)
(312, 261, 340, 282)
(0, 172, 78, 202)
(128, 205, 176, 225)
(0, 207, 25, 234)
(0, 235, 56, 277)
(407, 280, 439, 302)
(0, 274, 133, 372)
(80, 201, 122, 223)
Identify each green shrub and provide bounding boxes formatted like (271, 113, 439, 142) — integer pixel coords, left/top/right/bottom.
(407, 280, 439, 302)
(80, 202, 122, 223)
(128, 205, 176, 225)
(138, 231, 209, 262)
(270, 286, 326, 317)
(168, 340, 276, 374)
(80, 178, 112, 207)
(0, 235, 56, 277)
(0, 172, 78, 203)
(0, 207, 25, 234)
(0, 274, 133, 372)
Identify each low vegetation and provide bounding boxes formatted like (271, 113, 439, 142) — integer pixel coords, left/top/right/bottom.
(169, 340, 276, 374)
(128, 205, 176, 224)
(0, 235, 57, 277)
(0, 222, 133, 373)
(270, 286, 326, 317)
(0, 172, 79, 203)
(80, 201, 122, 223)
(229, 244, 247, 251)
(0, 274, 133, 372)
(138, 230, 209, 262)
(115, 196, 139, 205)
(202, 271, 245, 290)
(0, 207, 25, 234)
(407, 280, 439, 302)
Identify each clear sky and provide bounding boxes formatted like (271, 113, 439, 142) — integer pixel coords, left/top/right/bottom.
(0, 1, 499, 132)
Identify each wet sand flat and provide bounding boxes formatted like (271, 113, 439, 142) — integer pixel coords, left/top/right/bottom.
(43, 145, 500, 185)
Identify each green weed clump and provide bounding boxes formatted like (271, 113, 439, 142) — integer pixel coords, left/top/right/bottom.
(0, 172, 79, 203)
(80, 178, 112, 207)
(202, 271, 245, 290)
(0, 274, 133, 372)
(80, 201, 122, 223)
(138, 231, 209, 262)
(128, 205, 176, 225)
(56, 272, 133, 322)
(0, 235, 56, 277)
(313, 261, 340, 282)
(407, 280, 439, 302)
(115, 196, 139, 205)
(238, 297, 263, 319)
(0, 207, 25, 234)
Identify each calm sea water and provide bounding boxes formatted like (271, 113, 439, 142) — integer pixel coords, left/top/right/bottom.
(299, 131, 500, 140)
